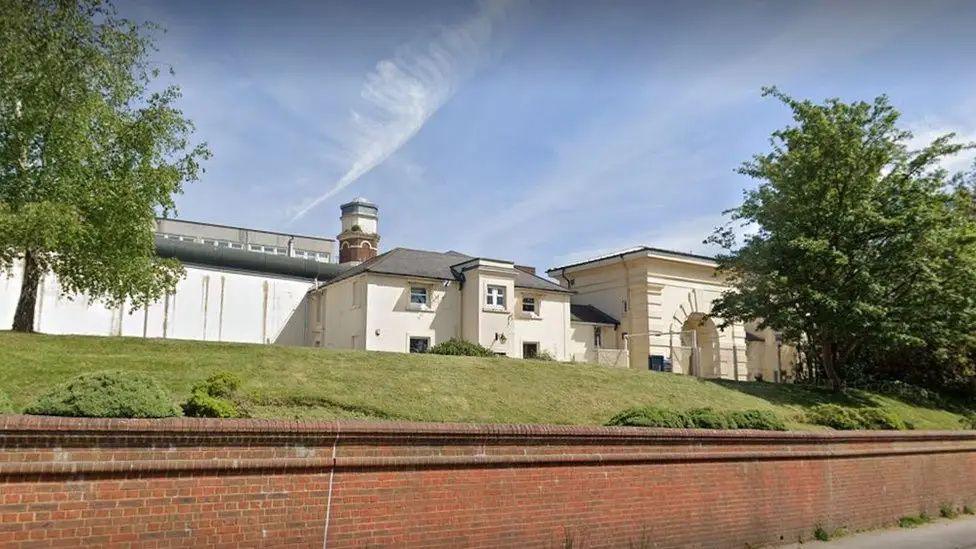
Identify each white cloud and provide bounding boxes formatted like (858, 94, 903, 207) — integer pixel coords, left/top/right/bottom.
(906, 115, 976, 175)
(289, 0, 513, 221)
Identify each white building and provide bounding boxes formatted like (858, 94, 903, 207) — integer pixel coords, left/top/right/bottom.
(1, 197, 789, 379)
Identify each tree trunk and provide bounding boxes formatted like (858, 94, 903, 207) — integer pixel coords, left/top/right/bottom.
(12, 250, 41, 333)
(821, 339, 844, 392)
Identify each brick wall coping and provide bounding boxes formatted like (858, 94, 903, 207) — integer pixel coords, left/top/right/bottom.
(2, 415, 975, 477)
(2, 414, 974, 443)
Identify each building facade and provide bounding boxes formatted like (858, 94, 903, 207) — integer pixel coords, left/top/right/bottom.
(1, 197, 788, 379)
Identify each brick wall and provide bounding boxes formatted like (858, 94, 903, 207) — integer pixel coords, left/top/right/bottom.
(1, 416, 975, 548)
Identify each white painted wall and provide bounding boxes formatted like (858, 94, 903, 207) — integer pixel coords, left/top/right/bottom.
(511, 290, 572, 360)
(313, 274, 366, 350)
(1, 261, 313, 344)
(363, 273, 461, 352)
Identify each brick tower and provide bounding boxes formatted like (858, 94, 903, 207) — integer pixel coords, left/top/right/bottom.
(338, 197, 379, 265)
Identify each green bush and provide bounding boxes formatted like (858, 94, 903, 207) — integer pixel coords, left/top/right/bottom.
(607, 406, 787, 431)
(0, 391, 13, 414)
(857, 408, 907, 430)
(807, 404, 908, 430)
(533, 350, 556, 361)
(961, 412, 976, 430)
(806, 404, 868, 430)
(686, 407, 733, 429)
(25, 371, 180, 418)
(428, 338, 494, 357)
(182, 372, 248, 418)
(728, 410, 787, 431)
(606, 407, 691, 428)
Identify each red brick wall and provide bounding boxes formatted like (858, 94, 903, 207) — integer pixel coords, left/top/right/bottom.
(1, 416, 975, 548)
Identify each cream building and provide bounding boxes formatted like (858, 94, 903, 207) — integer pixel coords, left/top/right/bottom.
(548, 248, 792, 381)
(2, 197, 788, 380)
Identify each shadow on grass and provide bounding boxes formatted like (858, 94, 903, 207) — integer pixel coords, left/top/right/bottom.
(706, 379, 880, 410)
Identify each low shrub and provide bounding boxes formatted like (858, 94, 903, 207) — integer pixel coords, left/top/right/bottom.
(813, 525, 829, 542)
(686, 408, 733, 429)
(428, 338, 494, 357)
(182, 371, 248, 418)
(964, 505, 974, 515)
(0, 391, 13, 414)
(533, 350, 556, 361)
(806, 404, 865, 430)
(728, 410, 787, 431)
(607, 406, 787, 431)
(857, 408, 907, 430)
(961, 412, 976, 430)
(807, 404, 907, 430)
(606, 407, 691, 428)
(25, 371, 180, 418)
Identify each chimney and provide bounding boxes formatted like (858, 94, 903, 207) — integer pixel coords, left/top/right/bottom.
(337, 198, 380, 265)
(515, 265, 536, 275)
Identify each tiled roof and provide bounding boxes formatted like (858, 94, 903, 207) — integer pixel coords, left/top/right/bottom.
(321, 248, 571, 293)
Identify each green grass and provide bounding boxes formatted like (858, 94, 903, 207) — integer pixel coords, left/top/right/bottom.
(0, 332, 972, 428)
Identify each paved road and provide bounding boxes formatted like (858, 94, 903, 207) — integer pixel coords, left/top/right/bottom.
(778, 516, 976, 548)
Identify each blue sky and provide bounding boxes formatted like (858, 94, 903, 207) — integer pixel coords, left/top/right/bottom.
(122, 0, 976, 271)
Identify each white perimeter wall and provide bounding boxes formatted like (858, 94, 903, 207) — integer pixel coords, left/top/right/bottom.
(1, 261, 313, 345)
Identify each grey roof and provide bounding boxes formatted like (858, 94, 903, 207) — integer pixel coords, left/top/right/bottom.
(155, 236, 342, 280)
(570, 304, 619, 325)
(322, 247, 571, 293)
(547, 246, 717, 274)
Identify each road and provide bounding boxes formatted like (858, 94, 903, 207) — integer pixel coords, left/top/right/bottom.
(778, 516, 976, 548)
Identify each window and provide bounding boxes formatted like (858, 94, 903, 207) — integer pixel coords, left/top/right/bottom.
(295, 249, 330, 262)
(594, 326, 602, 348)
(204, 238, 244, 249)
(521, 296, 536, 314)
(623, 299, 628, 313)
(409, 337, 430, 353)
(352, 281, 362, 307)
(409, 286, 429, 308)
(522, 342, 539, 359)
(486, 285, 506, 308)
(248, 244, 285, 255)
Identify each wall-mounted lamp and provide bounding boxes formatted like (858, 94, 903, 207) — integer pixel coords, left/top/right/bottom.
(375, 329, 381, 336)
(495, 333, 507, 344)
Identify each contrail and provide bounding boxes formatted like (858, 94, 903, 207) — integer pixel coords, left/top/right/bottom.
(290, 1, 512, 221)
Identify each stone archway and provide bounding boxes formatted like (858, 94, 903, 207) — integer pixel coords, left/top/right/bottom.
(679, 313, 722, 378)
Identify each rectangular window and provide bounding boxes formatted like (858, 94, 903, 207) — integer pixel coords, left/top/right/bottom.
(352, 281, 361, 307)
(594, 326, 602, 348)
(521, 297, 536, 313)
(410, 286, 429, 307)
(228, 242, 243, 250)
(202, 238, 218, 246)
(486, 285, 506, 308)
(522, 342, 539, 359)
(409, 337, 430, 353)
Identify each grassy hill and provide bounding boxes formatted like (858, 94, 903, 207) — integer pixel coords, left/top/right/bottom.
(0, 332, 970, 430)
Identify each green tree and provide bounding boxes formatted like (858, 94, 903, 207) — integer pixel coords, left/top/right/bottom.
(0, 0, 208, 332)
(710, 88, 976, 391)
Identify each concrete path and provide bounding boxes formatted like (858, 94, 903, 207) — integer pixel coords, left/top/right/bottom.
(778, 516, 976, 548)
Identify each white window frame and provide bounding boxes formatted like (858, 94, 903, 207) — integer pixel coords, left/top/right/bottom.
(485, 285, 506, 310)
(408, 285, 430, 310)
(520, 295, 541, 318)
